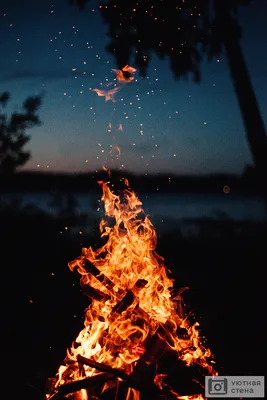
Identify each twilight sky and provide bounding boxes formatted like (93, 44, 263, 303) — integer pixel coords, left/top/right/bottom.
(0, 0, 266, 175)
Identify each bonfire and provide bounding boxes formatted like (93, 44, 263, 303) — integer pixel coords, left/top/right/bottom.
(46, 177, 217, 400)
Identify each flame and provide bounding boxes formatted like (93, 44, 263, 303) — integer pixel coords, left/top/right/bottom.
(102, 165, 111, 178)
(92, 87, 120, 102)
(112, 65, 136, 82)
(47, 178, 216, 400)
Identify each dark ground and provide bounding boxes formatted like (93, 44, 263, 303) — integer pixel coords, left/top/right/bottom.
(1, 195, 265, 399)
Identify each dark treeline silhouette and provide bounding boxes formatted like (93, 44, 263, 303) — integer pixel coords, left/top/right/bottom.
(0, 92, 42, 175)
(0, 167, 261, 194)
(70, 0, 267, 205)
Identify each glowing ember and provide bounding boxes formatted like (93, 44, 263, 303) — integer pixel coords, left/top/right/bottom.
(46, 178, 216, 400)
(109, 144, 121, 158)
(92, 65, 136, 103)
(91, 87, 120, 103)
(112, 65, 137, 82)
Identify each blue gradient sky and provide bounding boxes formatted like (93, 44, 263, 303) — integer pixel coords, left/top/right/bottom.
(0, 0, 266, 175)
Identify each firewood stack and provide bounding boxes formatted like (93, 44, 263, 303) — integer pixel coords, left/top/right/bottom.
(46, 262, 211, 400)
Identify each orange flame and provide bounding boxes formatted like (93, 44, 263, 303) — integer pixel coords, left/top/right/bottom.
(112, 65, 136, 82)
(102, 165, 111, 178)
(47, 179, 216, 400)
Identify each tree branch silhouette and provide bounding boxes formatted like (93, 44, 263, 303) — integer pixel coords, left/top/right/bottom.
(0, 92, 43, 175)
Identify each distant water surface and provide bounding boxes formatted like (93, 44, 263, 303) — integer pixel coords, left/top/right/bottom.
(2, 191, 266, 222)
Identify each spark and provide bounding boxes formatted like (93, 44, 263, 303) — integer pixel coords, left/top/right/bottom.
(92, 87, 120, 102)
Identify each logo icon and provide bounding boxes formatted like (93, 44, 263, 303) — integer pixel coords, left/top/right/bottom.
(208, 378, 228, 395)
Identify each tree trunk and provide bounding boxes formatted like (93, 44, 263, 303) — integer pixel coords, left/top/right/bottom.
(214, 0, 267, 208)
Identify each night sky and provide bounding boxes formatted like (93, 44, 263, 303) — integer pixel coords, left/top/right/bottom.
(1, 0, 267, 175)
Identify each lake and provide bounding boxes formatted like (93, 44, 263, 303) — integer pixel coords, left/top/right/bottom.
(2, 191, 266, 223)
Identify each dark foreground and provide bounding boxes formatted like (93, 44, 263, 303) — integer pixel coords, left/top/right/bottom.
(1, 199, 265, 399)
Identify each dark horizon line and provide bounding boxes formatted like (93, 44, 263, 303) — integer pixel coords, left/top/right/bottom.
(18, 167, 252, 178)
(0, 165, 260, 195)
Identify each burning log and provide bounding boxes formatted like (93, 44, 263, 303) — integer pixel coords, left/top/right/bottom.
(76, 356, 187, 400)
(126, 329, 168, 391)
(77, 355, 128, 381)
(112, 279, 147, 314)
(111, 290, 134, 314)
(47, 373, 115, 400)
(82, 284, 111, 302)
(142, 328, 168, 363)
(83, 259, 115, 290)
(133, 279, 148, 290)
(119, 376, 182, 400)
